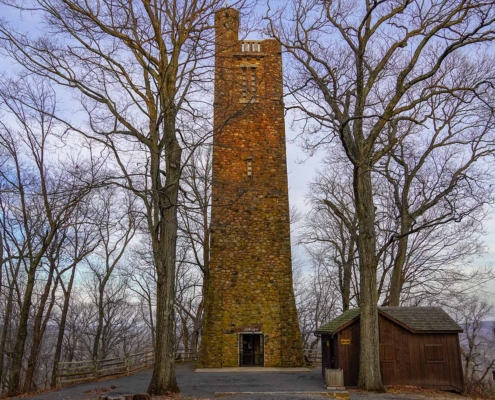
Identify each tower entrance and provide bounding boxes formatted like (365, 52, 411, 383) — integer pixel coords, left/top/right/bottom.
(239, 334, 264, 367)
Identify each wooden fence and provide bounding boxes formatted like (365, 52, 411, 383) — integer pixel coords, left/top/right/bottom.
(55, 349, 154, 388)
(55, 349, 199, 388)
(175, 350, 198, 362)
(303, 348, 322, 363)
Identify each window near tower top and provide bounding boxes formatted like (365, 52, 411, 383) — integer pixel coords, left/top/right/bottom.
(242, 67, 247, 99)
(251, 67, 256, 97)
(241, 65, 257, 101)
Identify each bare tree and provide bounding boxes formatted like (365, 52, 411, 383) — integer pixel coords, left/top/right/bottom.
(0, 76, 100, 395)
(294, 259, 340, 350)
(451, 296, 495, 397)
(84, 189, 138, 360)
(177, 145, 212, 352)
(0, 191, 24, 392)
(50, 203, 102, 387)
(127, 238, 158, 348)
(268, 0, 495, 389)
(300, 156, 358, 312)
(302, 152, 492, 308)
(374, 97, 495, 306)
(22, 234, 61, 392)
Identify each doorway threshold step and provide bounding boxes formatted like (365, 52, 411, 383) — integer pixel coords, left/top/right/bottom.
(195, 367, 312, 373)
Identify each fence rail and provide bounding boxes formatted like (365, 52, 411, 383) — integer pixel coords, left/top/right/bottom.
(55, 349, 199, 388)
(56, 349, 154, 388)
(175, 350, 198, 362)
(303, 348, 322, 363)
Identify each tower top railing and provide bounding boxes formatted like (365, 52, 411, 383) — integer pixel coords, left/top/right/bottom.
(240, 40, 262, 52)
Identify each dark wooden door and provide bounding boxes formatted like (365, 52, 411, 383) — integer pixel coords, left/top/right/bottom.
(338, 325, 359, 386)
(379, 317, 396, 385)
(239, 334, 264, 366)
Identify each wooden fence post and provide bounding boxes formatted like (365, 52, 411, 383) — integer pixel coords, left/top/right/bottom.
(126, 354, 130, 375)
(54, 361, 60, 389)
(55, 368, 61, 389)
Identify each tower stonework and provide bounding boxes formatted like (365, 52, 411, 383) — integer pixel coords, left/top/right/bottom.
(198, 8, 304, 368)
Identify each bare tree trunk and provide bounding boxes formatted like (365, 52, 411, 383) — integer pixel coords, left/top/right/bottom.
(50, 266, 76, 387)
(147, 297, 156, 348)
(8, 265, 37, 396)
(342, 262, 352, 312)
(191, 297, 204, 352)
(342, 236, 354, 312)
(179, 312, 189, 354)
(0, 288, 13, 388)
(192, 212, 210, 351)
(0, 268, 17, 390)
(354, 165, 383, 392)
(388, 229, 409, 307)
(147, 123, 181, 394)
(92, 289, 105, 360)
(23, 248, 60, 392)
(149, 262, 179, 394)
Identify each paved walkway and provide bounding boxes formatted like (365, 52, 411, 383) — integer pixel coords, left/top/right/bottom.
(14, 364, 326, 400)
(13, 364, 465, 400)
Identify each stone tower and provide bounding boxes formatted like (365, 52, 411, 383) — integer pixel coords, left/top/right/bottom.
(198, 8, 304, 368)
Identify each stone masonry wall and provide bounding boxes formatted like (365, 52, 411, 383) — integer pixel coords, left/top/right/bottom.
(198, 8, 304, 368)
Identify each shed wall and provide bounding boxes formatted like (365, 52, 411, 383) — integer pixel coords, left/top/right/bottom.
(321, 315, 463, 391)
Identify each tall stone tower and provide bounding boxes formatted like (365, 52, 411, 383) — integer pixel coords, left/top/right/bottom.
(198, 8, 304, 368)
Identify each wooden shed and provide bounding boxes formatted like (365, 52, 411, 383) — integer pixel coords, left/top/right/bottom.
(315, 307, 464, 391)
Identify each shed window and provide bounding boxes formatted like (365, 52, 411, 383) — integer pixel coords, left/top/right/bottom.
(425, 344, 444, 362)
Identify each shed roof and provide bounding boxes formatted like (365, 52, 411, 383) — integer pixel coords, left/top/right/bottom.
(315, 306, 462, 335)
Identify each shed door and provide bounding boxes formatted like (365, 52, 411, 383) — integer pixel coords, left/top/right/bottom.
(424, 343, 447, 385)
(379, 317, 396, 385)
(338, 325, 359, 386)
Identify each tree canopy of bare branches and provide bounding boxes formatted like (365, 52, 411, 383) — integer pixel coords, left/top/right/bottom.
(268, 0, 495, 390)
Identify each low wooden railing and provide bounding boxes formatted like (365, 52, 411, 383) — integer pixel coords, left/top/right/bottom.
(55, 349, 154, 388)
(303, 348, 322, 363)
(55, 349, 199, 387)
(175, 350, 198, 362)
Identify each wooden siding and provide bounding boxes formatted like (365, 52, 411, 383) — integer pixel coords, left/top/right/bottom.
(320, 314, 463, 391)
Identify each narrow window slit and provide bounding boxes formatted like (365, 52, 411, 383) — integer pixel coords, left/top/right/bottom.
(251, 68, 256, 98)
(247, 158, 253, 179)
(242, 67, 247, 98)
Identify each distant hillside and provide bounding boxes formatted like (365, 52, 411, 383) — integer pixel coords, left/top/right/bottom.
(480, 321, 495, 337)
(459, 321, 495, 339)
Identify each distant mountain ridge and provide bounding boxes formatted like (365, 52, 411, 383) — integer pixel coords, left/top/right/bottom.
(479, 321, 495, 337)
(459, 320, 495, 339)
